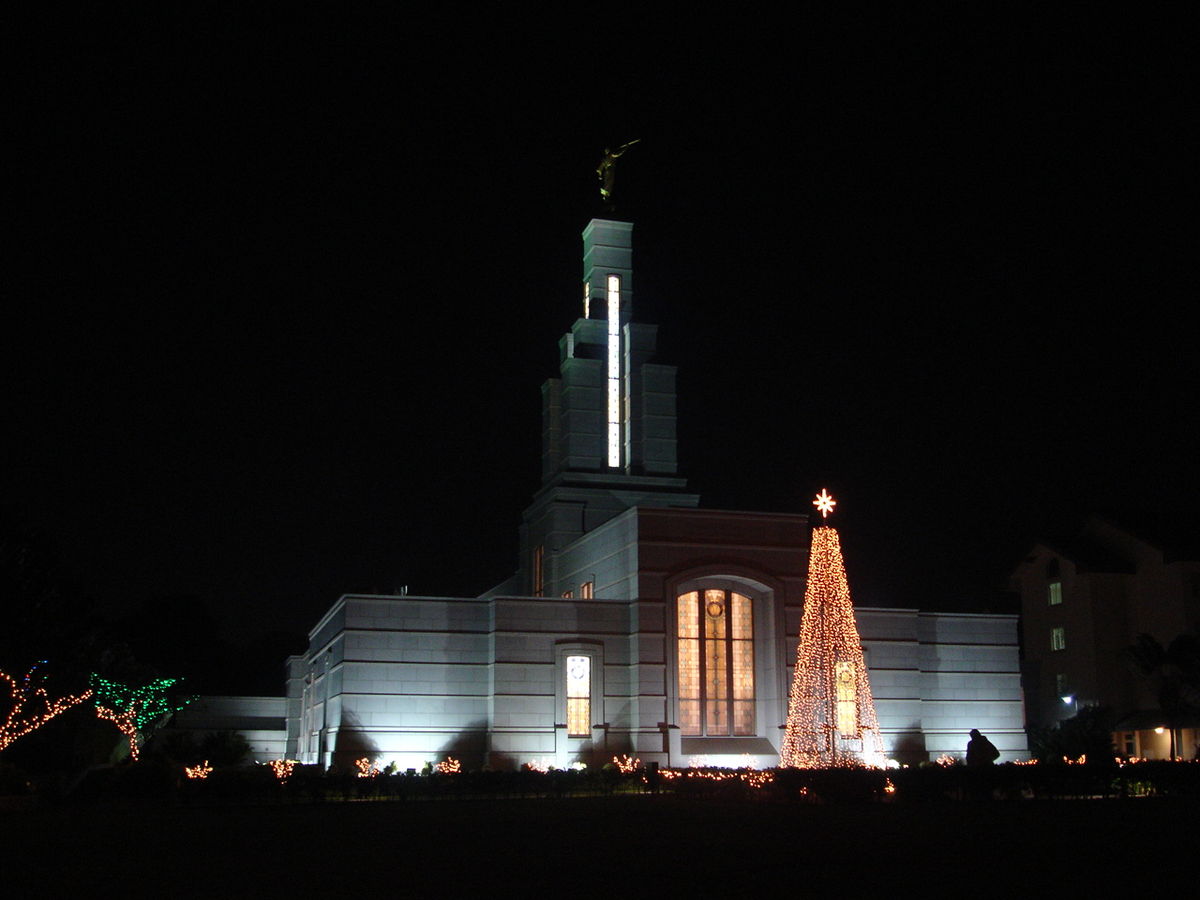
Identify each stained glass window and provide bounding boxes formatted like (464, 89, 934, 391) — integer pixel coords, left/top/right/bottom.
(835, 660, 857, 737)
(566, 655, 590, 737)
(677, 589, 754, 736)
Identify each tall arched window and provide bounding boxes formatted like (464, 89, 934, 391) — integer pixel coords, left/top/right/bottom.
(677, 589, 755, 736)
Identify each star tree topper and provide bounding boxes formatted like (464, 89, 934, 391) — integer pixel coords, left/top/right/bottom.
(813, 488, 837, 519)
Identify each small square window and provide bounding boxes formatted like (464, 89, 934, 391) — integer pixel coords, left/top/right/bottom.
(1051, 627, 1066, 652)
(1048, 582, 1063, 606)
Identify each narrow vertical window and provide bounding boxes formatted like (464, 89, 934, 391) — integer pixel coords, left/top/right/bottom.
(730, 591, 754, 735)
(583, 280, 590, 319)
(566, 655, 590, 737)
(533, 545, 544, 597)
(1051, 627, 1065, 651)
(606, 274, 621, 468)
(835, 660, 857, 737)
(580, 581, 594, 599)
(677, 592, 700, 735)
(1048, 582, 1062, 605)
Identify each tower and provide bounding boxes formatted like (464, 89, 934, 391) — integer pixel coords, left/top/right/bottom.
(516, 219, 699, 598)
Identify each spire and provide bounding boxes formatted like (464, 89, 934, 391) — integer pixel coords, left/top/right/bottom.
(519, 218, 698, 598)
(540, 219, 684, 481)
(780, 491, 885, 767)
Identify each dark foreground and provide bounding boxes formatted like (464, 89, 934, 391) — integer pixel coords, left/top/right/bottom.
(4, 796, 1197, 896)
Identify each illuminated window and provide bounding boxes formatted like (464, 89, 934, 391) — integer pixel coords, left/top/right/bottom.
(566, 655, 591, 737)
(583, 280, 590, 319)
(1048, 582, 1062, 606)
(835, 660, 857, 737)
(606, 274, 621, 468)
(561, 590, 574, 599)
(557, 644, 601, 740)
(677, 590, 754, 736)
(581, 581, 594, 599)
(533, 545, 544, 597)
(1051, 627, 1065, 651)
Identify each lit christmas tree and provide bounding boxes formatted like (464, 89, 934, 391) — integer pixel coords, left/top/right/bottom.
(780, 490, 885, 768)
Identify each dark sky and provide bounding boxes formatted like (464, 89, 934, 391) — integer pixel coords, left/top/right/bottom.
(8, 13, 1196, 648)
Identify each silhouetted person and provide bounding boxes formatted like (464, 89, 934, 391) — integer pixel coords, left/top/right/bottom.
(966, 728, 1000, 766)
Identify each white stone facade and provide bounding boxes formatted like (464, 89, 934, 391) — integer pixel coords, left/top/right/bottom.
(285, 591, 1026, 770)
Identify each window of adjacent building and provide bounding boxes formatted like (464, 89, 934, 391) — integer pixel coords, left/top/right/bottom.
(1055, 673, 1067, 695)
(1051, 627, 1066, 652)
(566, 655, 591, 737)
(677, 589, 754, 736)
(580, 581, 594, 599)
(1048, 581, 1063, 606)
(533, 545, 544, 597)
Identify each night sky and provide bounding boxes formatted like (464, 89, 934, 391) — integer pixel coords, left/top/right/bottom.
(8, 14, 1196, 664)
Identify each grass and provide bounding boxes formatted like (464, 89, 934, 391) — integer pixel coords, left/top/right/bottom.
(3, 794, 1197, 896)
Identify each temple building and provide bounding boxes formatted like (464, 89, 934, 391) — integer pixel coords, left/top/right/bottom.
(275, 218, 1027, 770)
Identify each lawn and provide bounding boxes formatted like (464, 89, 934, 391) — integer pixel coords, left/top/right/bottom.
(4, 795, 1196, 896)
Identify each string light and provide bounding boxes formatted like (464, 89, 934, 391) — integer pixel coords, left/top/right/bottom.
(742, 769, 775, 790)
(355, 757, 379, 778)
(613, 754, 641, 773)
(0, 667, 93, 752)
(523, 758, 552, 773)
(90, 674, 194, 762)
(650, 767, 775, 790)
(434, 757, 461, 774)
(184, 760, 212, 779)
(780, 501, 886, 769)
(95, 705, 141, 760)
(936, 754, 958, 767)
(268, 759, 298, 781)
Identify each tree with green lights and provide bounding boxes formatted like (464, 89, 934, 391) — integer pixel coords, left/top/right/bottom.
(90, 674, 194, 761)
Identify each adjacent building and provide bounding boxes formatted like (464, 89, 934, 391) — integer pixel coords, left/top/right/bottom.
(1012, 515, 1200, 759)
